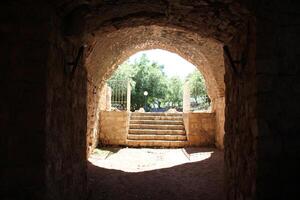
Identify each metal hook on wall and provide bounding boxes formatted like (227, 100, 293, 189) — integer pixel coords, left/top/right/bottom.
(223, 20, 251, 78)
(65, 44, 87, 75)
(223, 45, 247, 78)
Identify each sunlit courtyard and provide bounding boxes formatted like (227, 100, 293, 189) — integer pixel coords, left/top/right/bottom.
(89, 148, 214, 172)
(88, 148, 224, 200)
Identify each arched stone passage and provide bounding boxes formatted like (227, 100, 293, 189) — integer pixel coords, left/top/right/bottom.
(60, 1, 250, 157)
(83, 25, 226, 150)
(65, 2, 253, 200)
(71, 1, 251, 157)
(85, 26, 224, 99)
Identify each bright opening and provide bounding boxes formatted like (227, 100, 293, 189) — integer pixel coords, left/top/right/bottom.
(129, 49, 196, 80)
(107, 49, 211, 112)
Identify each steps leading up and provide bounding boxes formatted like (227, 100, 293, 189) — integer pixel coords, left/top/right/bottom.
(130, 120, 183, 125)
(129, 124, 184, 130)
(128, 129, 186, 135)
(127, 134, 187, 141)
(127, 140, 188, 148)
(131, 115, 183, 120)
(127, 112, 187, 147)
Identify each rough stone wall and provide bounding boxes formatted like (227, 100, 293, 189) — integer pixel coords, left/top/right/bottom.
(224, 18, 257, 200)
(225, 1, 300, 199)
(98, 83, 110, 111)
(86, 80, 102, 155)
(1, 2, 89, 199)
(183, 113, 216, 146)
(45, 14, 88, 200)
(99, 111, 129, 146)
(0, 2, 49, 199)
(213, 97, 225, 149)
(62, 0, 249, 45)
(254, 1, 300, 199)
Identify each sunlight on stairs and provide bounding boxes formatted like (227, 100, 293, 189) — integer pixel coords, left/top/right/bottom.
(127, 112, 188, 147)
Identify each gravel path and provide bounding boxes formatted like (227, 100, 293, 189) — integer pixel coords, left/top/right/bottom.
(88, 148, 224, 200)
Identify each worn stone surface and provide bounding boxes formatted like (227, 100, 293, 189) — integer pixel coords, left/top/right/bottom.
(99, 111, 130, 146)
(86, 80, 102, 155)
(88, 148, 224, 200)
(213, 97, 225, 149)
(183, 113, 216, 146)
(224, 18, 257, 200)
(45, 14, 88, 200)
(127, 112, 187, 147)
(254, 2, 300, 199)
(98, 84, 111, 111)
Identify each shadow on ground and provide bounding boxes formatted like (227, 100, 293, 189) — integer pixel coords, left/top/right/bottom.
(87, 148, 224, 200)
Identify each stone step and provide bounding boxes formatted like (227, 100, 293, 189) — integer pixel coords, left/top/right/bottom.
(126, 140, 188, 147)
(128, 129, 186, 135)
(131, 112, 182, 116)
(127, 134, 187, 141)
(130, 119, 183, 125)
(129, 124, 184, 130)
(128, 111, 187, 148)
(131, 115, 183, 121)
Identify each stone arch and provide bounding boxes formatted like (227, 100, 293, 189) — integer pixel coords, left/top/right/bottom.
(60, 3, 254, 199)
(83, 24, 228, 151)
(51, 1, 254, 199)
(63, 2, 251, 154)
(84, 25, 224, 101)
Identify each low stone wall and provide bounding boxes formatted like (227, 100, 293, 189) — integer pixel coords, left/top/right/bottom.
(99, 111, 129, 146)
(183, 112, 216, 146)
(213, 97, 225, 149)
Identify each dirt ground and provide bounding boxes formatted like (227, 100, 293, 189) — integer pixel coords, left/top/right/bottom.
(88, 148, 224, 200)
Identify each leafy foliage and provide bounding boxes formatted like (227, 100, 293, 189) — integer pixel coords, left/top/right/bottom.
(130, 54, 168, 111)
(108, 61, 136, 91)
(186, 70, 211, 110)
(166, 76, 183, 107)
(107, 54, 210, 111)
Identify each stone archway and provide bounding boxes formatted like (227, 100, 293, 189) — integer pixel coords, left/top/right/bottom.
(62, 2, 254, 199)
(84, 25, 226, 151)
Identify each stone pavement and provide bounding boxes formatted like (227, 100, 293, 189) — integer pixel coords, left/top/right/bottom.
(88, 148, 224, 200)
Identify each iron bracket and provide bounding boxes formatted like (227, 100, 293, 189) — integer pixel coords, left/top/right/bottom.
(65, 44, 87, 75)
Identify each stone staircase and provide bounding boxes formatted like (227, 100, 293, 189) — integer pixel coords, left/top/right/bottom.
(127, 112, 188, 147)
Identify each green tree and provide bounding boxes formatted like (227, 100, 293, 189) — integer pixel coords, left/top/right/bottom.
(107, 61, 137, 110)
(186, 70, 210, 110)
(131, 54, 168, 111)
(108, 61, 136, 90)
(166, 76, 183, 108)
(108, 54, 208, 112)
